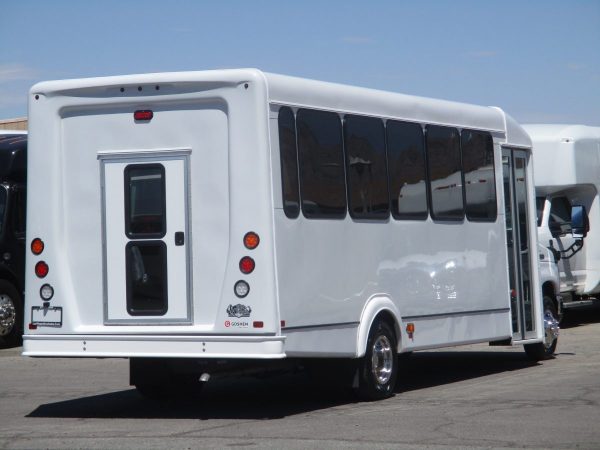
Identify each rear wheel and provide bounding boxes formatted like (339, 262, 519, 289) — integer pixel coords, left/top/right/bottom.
(0, 281, 23, 348)
(357, 320, 398, 401)
(524, 296, 559, 361)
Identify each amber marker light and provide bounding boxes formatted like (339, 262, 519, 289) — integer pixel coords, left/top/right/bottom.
(243, 232, 260, 250)
(31, 238, 44, 255)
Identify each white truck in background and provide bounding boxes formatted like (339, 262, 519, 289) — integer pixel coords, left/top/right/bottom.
(525, 124, 599, 319)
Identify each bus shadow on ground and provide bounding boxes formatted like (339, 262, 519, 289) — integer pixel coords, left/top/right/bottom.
(560, 305, 600, 330)
(27, 350, 537, 420)
(396, 350, 535, 393)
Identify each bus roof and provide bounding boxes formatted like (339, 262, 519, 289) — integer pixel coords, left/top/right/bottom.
(30, 68, 527, 144)
(264, 71, 506, 133)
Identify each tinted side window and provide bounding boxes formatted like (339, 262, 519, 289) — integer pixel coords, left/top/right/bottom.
(344, 115, 389, 219)
(387, 121, 427, 220)
(426, 125, 463, 220)
(462, 130, 497, 221)
(278, 107, 300, 218)
(297, 109, 346, 218)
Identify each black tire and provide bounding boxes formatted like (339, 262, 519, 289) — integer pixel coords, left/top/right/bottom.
(357, 320, 398, 401)
(0, 280, 23, 348)
(524, 296, 559, 361)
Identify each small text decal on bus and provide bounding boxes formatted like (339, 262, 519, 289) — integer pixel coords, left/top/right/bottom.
(225, 320, 249, 328)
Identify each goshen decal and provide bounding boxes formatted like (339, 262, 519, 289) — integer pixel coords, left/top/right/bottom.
(224, 320, 249, 328)
(227, 303, 252, 318)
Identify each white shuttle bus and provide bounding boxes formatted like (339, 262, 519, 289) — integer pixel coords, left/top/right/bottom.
(525, 124, 600, 316)
(24, 69, 554, 400)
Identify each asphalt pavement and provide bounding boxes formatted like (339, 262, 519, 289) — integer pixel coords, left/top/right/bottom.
(1, 308, 599, 449)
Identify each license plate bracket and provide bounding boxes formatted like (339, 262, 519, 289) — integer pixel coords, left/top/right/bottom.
(31, 306, 63, 327)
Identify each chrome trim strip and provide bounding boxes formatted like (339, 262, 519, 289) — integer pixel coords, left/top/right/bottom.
(403, 308, 510, 321)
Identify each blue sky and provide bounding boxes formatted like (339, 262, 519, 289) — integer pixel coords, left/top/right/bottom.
(1, 0, 599, 125)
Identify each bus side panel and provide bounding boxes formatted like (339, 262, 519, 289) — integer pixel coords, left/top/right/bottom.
(269, 111, 512, 357)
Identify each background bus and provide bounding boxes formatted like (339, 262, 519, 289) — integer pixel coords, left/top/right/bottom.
(0, 131, 27, 347)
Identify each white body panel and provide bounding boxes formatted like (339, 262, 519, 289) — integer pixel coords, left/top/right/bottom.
(525, 124, 600, 296)
(24, 69, 543, 359)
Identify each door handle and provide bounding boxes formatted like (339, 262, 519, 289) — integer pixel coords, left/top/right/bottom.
(175, 231, 185, 246)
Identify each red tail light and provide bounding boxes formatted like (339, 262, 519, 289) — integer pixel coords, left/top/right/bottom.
(239, 256, 255, 274)
(35, 261, 49, 278)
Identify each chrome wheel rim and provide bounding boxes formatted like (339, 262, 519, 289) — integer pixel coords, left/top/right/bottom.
(0, 294, 16, 337)
(371, 335, 393, 385)
(543, 308, 560, 351)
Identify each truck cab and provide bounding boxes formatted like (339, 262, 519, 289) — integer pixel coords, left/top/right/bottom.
(0, 131, 27, 347)
(525, 124, 599, 316)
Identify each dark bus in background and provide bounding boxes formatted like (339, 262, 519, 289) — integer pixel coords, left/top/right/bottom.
(0, 131, 26, 347)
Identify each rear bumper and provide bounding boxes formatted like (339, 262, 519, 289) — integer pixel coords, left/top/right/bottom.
(22, 334, 286, 359)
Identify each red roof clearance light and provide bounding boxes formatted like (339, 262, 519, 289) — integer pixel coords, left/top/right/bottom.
(134, 110, 153, 121)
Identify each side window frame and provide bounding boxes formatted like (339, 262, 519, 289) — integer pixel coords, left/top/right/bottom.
(425, 125, 464, 221)
(277, 106, 301, 219)
(462, 130, 497, 222)
(296, 108, 347, 219)
(386, 120, 429, 221)
(343, 114, 390, 220)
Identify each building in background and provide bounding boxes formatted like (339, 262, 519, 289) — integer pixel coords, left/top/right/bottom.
(0, 118, 27, 131)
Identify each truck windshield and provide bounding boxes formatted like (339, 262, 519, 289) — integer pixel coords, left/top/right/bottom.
(535, 196, 545, 226)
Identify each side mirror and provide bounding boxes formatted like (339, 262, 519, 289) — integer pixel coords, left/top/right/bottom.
(571, 205, 589, 239)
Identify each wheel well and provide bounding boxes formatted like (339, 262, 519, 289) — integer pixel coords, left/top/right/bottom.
(542, 281, 557, 308)
(373, 310, 400, 344)
(0, 269, 21, 294)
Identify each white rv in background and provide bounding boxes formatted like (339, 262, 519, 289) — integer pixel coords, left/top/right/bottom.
(525, 124, 599, 317)
(24, 69, 554, 401)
